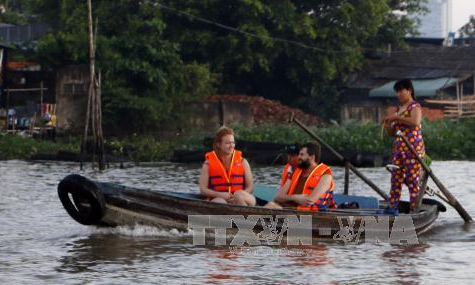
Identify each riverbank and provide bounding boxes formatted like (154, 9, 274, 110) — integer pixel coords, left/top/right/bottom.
(230, 118, 475, 161)
(0, 133, 79, 160)
(1, 118, 474, 162)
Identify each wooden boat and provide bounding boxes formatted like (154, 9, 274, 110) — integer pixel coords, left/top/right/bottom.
(58, 174, 445, 240)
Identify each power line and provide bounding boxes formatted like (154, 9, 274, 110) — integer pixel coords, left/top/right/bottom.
(154, 0, 472, 80)
(154, 1, 367, 54)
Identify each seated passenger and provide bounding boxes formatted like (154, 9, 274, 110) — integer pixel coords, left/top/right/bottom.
(280, 144, 300, 187)
(199, 126, 256, 206)
(265, 142, 336, 211)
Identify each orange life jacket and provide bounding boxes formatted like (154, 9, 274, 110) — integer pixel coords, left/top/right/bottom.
(280, 163, 294, 186)
(287, 163, 336, 211)
(206, 150, 245, 193)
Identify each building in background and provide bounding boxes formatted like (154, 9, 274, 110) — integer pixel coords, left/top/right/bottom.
(341, 45, 475, 123)
(417, 0, 475, 38)
(55, 65, 89, 133)
(0, 23, 50, 45)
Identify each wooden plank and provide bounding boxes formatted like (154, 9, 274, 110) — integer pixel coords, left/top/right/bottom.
(444, 109, 475, 114)
(444, 113, 475, 118)
(444, 107, 475, 112)
(3, 88, 48, 92)
(443, 104, 475, 108)
(444, 106, 457, 109)
(425, 99, 475, 105)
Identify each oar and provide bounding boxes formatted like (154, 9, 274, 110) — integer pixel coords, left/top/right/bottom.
(396, 130, 473, 222)
(290, 115, 389, 200)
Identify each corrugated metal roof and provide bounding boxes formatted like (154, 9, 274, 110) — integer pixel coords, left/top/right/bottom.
(369, 77, 458, 98)
(372, 67, 455, 79)
(347, 46, 475, 90)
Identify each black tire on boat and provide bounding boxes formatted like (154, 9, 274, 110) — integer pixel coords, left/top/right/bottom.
(422, 198, 447, 212)
(57, 174, 106, 225)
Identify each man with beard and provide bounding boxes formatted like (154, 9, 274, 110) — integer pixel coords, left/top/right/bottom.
(265, 142, 336, 211)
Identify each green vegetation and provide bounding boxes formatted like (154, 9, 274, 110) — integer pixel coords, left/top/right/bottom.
(4, 0, 427, 133)
(157, 0, 426, 119)
(2, 118, 475, 162)
(231, 122, 393, 155)
(0, 133, 79, 160)
(106, 136, 177, 162)
(423, 119, 475, 160)
(229, 118, 475, 161)
(23, 0, 216, 133)
(0, 1, 29, 24)
(4, 1, 456, 163)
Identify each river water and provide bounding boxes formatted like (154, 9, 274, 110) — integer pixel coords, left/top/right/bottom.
(1, 160, 474, 284)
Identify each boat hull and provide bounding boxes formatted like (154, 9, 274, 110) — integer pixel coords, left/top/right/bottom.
(58, 174, 442, 241)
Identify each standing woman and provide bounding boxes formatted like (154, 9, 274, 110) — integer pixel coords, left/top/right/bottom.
(383, 79, 425, 213)
(199, 126, 256, 206)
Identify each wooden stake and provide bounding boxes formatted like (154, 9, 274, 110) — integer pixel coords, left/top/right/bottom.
(96, 72, 106, 169)
(80, 0, 106, 170)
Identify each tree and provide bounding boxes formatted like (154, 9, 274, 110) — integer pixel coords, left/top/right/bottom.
(25, 0, 426, 124)
(158, 0, 426, 119)
(459, 15, 475, 38)
(368, 0, 428, 48)
(0, 0, 29, 25)
(27, 0, 214, 134)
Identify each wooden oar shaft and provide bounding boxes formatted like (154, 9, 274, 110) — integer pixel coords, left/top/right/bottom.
(396, 131, 473, 222)
(344, 163, 350, 195)
(292, 117, 388, 200)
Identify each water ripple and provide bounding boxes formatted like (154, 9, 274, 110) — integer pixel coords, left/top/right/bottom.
(1, 160, 475, 283)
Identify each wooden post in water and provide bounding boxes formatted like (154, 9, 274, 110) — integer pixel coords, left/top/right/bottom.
(218, 100, 225, 126)
(5, 89, 9, 130)
(80, 74, 93, 170)
(396, 130, 472, 222)
(40, 81, 44, 139)
(95, 71, 105, 169)
(80, 0, 106, 171)
(290, 115, 388, 200)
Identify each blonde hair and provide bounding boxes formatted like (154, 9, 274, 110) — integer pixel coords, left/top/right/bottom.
(213, 126, 234, 153)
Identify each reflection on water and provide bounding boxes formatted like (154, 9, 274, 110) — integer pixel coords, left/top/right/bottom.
(287, 244, 331, 267)
(381, 244, 430, 285)
(1, 160, 475, 283)
(423, 220, 475, 242)
(57, 235, 151, 273)
(206, 249, 247, 284)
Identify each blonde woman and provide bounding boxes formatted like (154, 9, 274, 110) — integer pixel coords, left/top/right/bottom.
(199, 127, 256, 206)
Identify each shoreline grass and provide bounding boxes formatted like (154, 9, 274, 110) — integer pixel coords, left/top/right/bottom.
(1, 118, 474, 162)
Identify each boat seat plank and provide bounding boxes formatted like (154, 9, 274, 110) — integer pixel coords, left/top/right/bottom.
(254, 185, 379, 209)
(166, 185, 379, 209)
